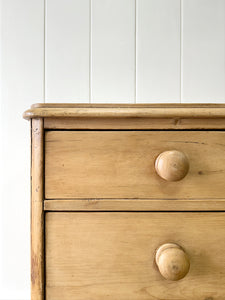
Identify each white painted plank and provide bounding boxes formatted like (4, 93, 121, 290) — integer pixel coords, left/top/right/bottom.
(182, 0, 225, 103)
(0, 0, 44, 298)
(136, 0, 181, 103)
(46, 0, 89, 102)
(91, 0, 135, 103)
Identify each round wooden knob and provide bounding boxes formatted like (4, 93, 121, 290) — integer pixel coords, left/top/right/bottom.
(155, 150, 189, 181)
(155, 243, 190, 281)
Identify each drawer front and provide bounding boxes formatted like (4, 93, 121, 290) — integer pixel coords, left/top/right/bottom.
(45, 131, 225, 199)
(46, 212, 225, 300)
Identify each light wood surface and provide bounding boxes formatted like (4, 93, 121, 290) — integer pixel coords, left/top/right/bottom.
(46, 212, 225, 299)
(23, 103, 225, 120)
(25, 105, 225, 299)
(44, 116, 225, 130)
(44, 199, 225, 211)
(155, 150, 189, 181)
(24, 104, 225, 129)
(24, 107, 225, 119)
(45, 131, 225, 199)
(31, 119, 44, 300)
(155, 243, 190, 281)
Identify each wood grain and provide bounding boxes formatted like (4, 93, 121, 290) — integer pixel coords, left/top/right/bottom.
(155, 150, 189, 181)
(31, 119, 44, 300)
(155, 243, 190, 281)
(44, 117, 225, 130)
(26, 104, 225, 130)
(23, 105, 225, 120)
(46, 212, 225, 299)
(44, 199, 225, 211)
(45, 131, 225, 199)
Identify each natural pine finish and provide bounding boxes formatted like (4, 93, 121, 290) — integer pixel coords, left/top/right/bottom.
(44, 199, 225, 211)
(43, 116, 225, 130)
(23, 104, 225, 129)
(155, 150, 189, 181)
(45, 131, 225, 199)
(31, 119, 44, 300)
(155, 243, 190, 281)
(46, 212, 225, 300)
(23, 104, 225, 299)
(23, 103, 225, 120)
(23, 106, 225, 119)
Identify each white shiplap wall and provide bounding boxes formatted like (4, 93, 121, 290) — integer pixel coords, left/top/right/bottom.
(0, 0, 44, 299)
(46, 0, 90, 101)
(0, 0, 225, 298)
(137, 0, 181, 102)
(182, 0, 225, 102)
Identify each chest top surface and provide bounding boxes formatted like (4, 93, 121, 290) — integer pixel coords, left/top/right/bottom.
(23, 103, 225, 118)
(23, 103, 225, 130)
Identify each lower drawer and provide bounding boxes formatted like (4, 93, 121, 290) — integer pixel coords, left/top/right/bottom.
(46, 212, 225, 300)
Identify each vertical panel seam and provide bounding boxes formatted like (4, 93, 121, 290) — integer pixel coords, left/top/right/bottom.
(180, 0, 183, 103)
(44, 0, 46, 103)
(134, 0, 137, 104)
(89, 0, 92, 103)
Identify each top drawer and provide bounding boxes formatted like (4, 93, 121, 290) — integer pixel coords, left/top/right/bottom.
(45, 131, 225, 199)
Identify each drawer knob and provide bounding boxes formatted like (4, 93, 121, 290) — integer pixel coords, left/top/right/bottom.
(155, 150, 189, 181)
(155, 243, 190, 281)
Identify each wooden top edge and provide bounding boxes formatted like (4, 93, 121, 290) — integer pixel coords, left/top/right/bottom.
(23, 103, 225, 120)
(30, 103, 225, 109)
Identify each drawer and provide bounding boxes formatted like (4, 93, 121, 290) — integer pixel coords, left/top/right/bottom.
(45, 131, 225, 199)
(46, 212, 225, 300)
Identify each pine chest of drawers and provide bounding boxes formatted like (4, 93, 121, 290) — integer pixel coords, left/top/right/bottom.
(24, 104, 225, 300)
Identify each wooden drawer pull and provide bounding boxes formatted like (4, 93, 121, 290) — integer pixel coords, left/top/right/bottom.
(155, 150, 189, 181)
(155, 243, 190, 281)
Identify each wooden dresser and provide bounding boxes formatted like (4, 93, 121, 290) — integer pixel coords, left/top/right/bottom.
(24, 104, 225, 300)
